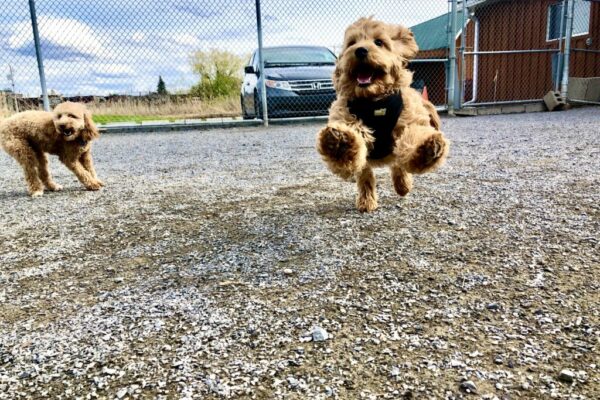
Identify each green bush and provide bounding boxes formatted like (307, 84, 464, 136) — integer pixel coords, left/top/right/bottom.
(189, 49, 244, 100)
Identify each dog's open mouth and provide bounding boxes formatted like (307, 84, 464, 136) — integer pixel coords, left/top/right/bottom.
(354, 64, 381, 87)
(62, 128, 74, 137)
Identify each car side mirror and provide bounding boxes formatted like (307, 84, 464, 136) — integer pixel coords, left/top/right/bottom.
(244, 65, 256, 74)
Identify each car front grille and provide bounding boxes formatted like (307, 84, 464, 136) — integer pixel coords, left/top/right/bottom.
(289, 79, 334, 94)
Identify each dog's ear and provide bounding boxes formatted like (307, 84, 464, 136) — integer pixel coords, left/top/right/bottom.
(83, 111, 100, 141)
(333, 62, 342, 92)
(391, 25, 418, 60)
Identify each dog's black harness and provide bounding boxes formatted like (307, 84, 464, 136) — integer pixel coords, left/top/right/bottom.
(348, 92, 403, 160)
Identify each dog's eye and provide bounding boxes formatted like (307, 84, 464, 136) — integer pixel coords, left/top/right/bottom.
(68, 114, 77, 119)
(347, 40, 356, 47)
(374, 39, 384, 47)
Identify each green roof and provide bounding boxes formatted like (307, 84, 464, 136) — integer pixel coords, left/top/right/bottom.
(410, 11, 464, 51)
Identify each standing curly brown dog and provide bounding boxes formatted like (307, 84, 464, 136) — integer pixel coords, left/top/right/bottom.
(317, 17, 449, 212)
(0, 102, 103, 197)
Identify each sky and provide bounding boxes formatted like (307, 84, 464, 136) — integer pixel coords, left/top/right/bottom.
(1, 0, 449, 97)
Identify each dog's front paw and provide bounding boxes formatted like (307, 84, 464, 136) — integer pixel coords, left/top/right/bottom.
(30, 189, 44, 198)
(409, 133, 448, 173)
(317, 124, 367, 179)
(318, 125, 360, 163)
(85, 181, 103, 191)
(96, 179, 105, 187)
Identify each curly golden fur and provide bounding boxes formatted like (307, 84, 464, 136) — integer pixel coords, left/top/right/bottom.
(317, 17, 449, 212)
(0, 102, 103, 197)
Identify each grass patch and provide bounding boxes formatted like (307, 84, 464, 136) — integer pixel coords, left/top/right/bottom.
(0, 94, 243, 124)
(93, 115, 178, 125)
(88, 96, 241, 124)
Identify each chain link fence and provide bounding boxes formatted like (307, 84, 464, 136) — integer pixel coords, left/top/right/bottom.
(1, 0, 598, 123)
(458, 0, 599, 107)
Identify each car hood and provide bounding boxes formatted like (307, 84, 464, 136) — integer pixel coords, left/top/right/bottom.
(264, 66, 335, 81)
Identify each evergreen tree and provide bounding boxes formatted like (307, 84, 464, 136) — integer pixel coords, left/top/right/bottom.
(157, 75, 167, 95)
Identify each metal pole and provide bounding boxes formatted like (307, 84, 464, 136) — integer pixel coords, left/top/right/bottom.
(560, 0, 574, 99)
(28, 0, 49, 111)
(465, 49, 560, 55)
(255, 0, 268, 127)
(448, 0, 458, 114)
(459, 2, 467, 107)
(555, 0, 567, 91)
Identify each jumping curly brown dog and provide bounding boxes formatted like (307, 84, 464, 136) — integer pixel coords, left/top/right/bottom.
(0, 102, 103, 197)
(317, 17, 449, 212)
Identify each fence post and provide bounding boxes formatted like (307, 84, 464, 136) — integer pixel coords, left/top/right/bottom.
(554, 0, 567, 91)
(255, 0, 268, 127)
(560, 0, 575, 100)
(458, 2, 467, 108)
(28, 0, 49, 111)
(447, 0, 458, 114)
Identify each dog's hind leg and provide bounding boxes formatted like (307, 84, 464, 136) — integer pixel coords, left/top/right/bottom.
(3, 139, 44, 196)
(316, 122, 368, 180)
(34, 149, 62, 191)
(391, 165, 413, 196)
(80, 151, 104, 187)
(356, 166, 378, 212)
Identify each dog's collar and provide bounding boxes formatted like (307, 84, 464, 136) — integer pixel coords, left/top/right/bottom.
(347, 92, 404, 159)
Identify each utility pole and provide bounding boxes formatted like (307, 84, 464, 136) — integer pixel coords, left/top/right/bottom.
(7, 64, 19, 112)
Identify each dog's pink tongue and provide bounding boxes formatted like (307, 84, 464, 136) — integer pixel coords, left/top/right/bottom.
(357, 72, 372, 85)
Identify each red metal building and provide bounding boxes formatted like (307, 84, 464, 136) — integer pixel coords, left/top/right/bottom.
(411, 0, 600, 105)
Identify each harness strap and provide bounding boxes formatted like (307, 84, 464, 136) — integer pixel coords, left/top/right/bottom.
(348, 92, 403, 159)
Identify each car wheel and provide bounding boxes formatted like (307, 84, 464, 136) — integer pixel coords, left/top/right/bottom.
(254, 92, 263, 120)
(241, 96, 252, 120)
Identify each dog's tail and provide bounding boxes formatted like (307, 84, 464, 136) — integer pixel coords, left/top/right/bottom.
(422, 99, 441, 131)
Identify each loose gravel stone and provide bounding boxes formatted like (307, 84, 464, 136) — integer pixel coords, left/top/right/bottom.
(311, 326, 329, 342)
(559, 369, 575, 383)
(460, 380, 478, 394)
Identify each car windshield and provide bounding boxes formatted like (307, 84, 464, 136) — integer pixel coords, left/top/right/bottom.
(263, 47, 336, 67)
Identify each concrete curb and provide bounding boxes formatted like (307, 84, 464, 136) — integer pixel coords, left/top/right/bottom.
(455, 102, 546, 116)
(99, 116, 329, 134)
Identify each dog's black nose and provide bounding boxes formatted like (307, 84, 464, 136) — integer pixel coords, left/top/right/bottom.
(355, 47, 368, 59)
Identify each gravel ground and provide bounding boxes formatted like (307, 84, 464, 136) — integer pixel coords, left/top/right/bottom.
(0, 107, 598, 399)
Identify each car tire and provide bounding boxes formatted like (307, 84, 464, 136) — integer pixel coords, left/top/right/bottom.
(254, 92, 263, 120)
(241, 96, 252, 120)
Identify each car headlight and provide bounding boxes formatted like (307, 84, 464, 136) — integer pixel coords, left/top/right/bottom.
(265, 80, 292, 90)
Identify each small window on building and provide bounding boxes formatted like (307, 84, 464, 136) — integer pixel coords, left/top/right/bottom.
(547, 0, 591, 41)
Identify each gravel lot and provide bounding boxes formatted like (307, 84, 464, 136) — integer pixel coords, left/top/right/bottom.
(0, 107, 599, 399)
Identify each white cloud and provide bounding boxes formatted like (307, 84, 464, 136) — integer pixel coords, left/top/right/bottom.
(9, 17, 104, 58)
(131, 31, 146, 43)
(92, 63, 135, 76)
(172, 33, 201, 47)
